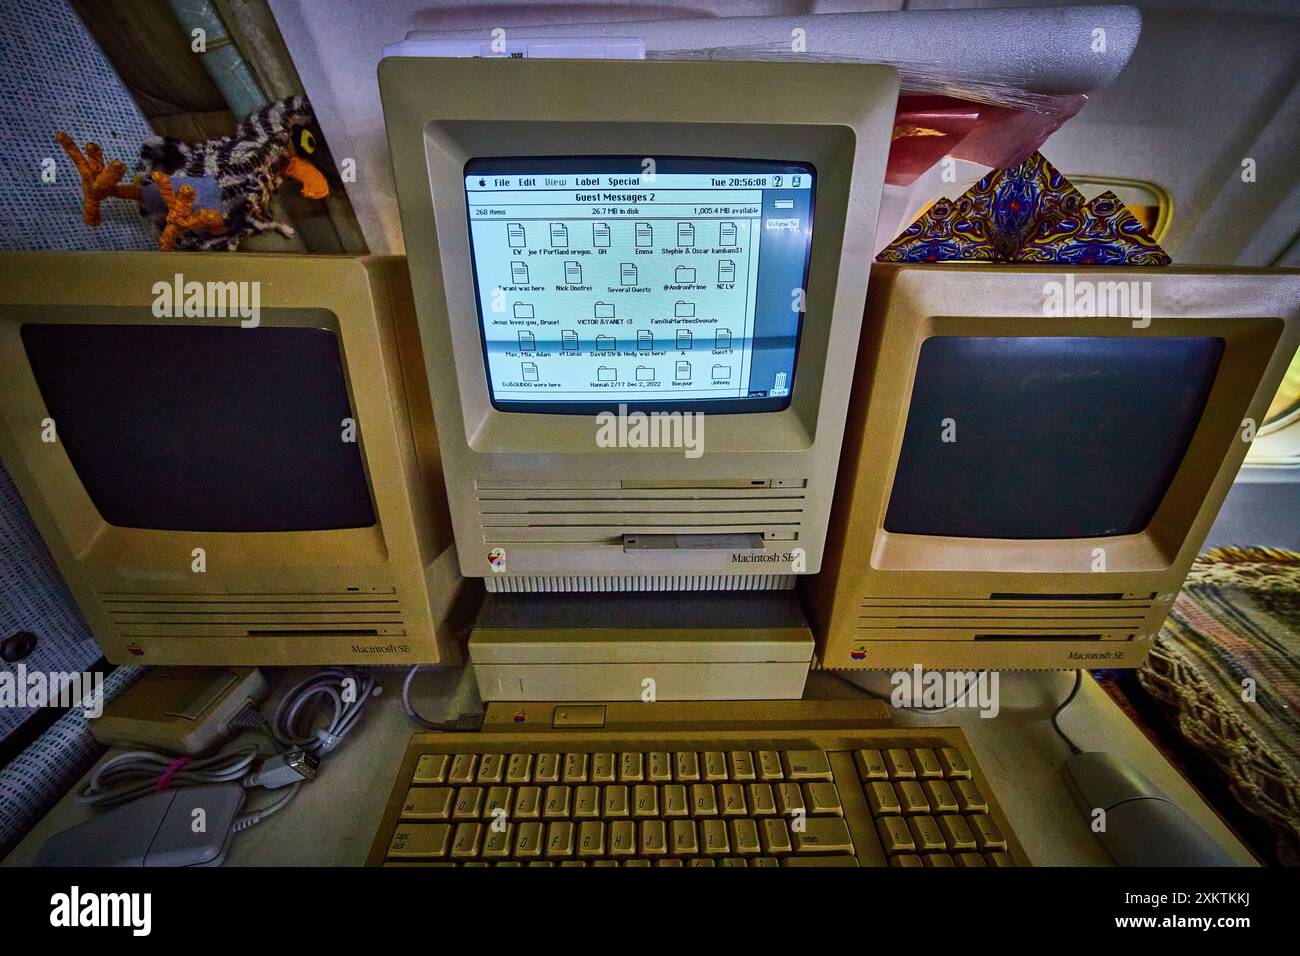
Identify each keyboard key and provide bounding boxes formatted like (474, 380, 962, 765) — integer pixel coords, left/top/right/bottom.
(760, 818, 793, 856)
(955, 852, 987, 867)
(938, 814, 976, 851)
(632, 784, 659, 818)
(703, 752, 728, 781)
(559, 860, 586, 867)
(884, 749, 916, 779)
(448, 754, 477, 784)
(897, 780, 930, 814)
(671, 819, 699, 856)
(647, 752, 672, 782)
(783, 750, 833, 781)
(854, 749, 888, 781)
(954, 779, 987, 813)
(756, 751, 784, 781)
(413, 754, 449, 784)
(912, 748, 943, 779)
(718, 857, 747, 867)
(388, 824, 451, 859)
(731, 818, 761, 855)
(923, 853, 955, 867)
(542, 786, 570, 819)
(453, 787, 484, 820)
(719, 783, 747, 817)
(939, 747, 971, 778)
(623, 859, 651, 868)
(674, 752, 700, 782)
(574, 785, 600, 819)
(803, 782, 843, 817)
(662, 784, 689, 817)
(891, 854, 924, 868)
(476, 753, 504, 783)
(785, 855, 858, 867)
(986, 852, 1017, 867)
(776, 782, 805, 816)
(876, 816, 915, 854)
(577, 821, 605, 857)
(691, 784, 718, 817)
(619, 752, 644, 782)
(563, 753, 588, 783)
(728, 751, 757, 781)
(688, 858, 715, 867)
(400, 786, 452, 821)
(450, 823, 482, 859)
(609, 820, 636, 857)
(484, 786, 512, 820)
(591, 859, 619, 868)
(514, 786, 541, 819)
(923, 779, 959, 814)
(908, 815, 946, 851)
(534, 753, 560, 784)
(591, 752, 616, 784)
(653, 859, 680, 868)
(865, 781, 901, 816)
(748, 783, 777, 816)
(752, 857, 780, 867)
(545, 821, 575, 858)
(969, 815, 1007, 851)
(603, 785, 629, 818)
(514, 821, 543, 858)
(505, 752, 532, 784)
(701, 819, 730, 855)
(482, 824, 512, 859)
(640, 820, 668, 857)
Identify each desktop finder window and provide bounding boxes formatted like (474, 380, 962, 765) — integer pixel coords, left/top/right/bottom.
(463, 157, 815, 414)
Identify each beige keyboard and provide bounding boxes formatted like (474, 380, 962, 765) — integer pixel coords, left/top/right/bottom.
(368, 700, 1029, 867)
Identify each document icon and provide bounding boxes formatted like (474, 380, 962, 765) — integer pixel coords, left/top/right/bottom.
(637, 330, 653, 350)
(564, 260, 583, 284)
(597, 366, 616, 382)
(517, 331, 535, 351)
(674, 300, 694, 318)
(676, 329, 692, 350)
(677, 222, 694, 247)
(521, 362, 538, 382)
(620, 263, 638, 286)
(635, 223, 652, 247)
(513, 302, 534, 319)
(595, 334, 616, 350)
(719, 221, 737, 246)
(711, 364, 732, 380)
(592, 222, 610, 247)
(550, 223, 568, 247)
(714, 328, 732, 349)
(674, 266, 696, 284)
(510, 261, 530, 285)
(594, 301, 615, 319)
(562, 330, 578, 351)
(676, 361, 691, 380)
(507, 222, 526, 248)
(718, 260, 736, 283)
(636, 366, 655, 381)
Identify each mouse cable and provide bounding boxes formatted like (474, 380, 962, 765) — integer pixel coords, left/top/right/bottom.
(270, 666, 377, 756)
(403, 665, 485, 731)
(1051, 669, 1084, 755)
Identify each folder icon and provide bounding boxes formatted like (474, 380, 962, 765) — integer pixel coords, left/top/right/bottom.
(677, 222, 694, 247)
(507, 222, 526, 248)
(635, 223, 652, 247)
(564, 261, 582, 284)
(674, 266, 696, 284)
(676, 330, 692, 350)
(597, 366, 616, 382)
(594, 301, 615, 319)
(562, 330, 578, 350)
(715, 329, 732, 349)
(636, 366, 654, 381)
(712, 364, 732, 380)
(510, 261, 529, 284)
(596, 334, 616, 350)
(720, 221, 737, 245)
(676, 361, 691, 380)
(513, 302, 534, 319)
(620, 263, 637, 286)
(550, 223, 568, 247)
(718, 260, 736, 283)
(637, 330, 653, 350)
(674, 301, 694, 318)
(521, 362, 538, 382)
(517, 331, 535, 351)
(593, 222, 610, 247)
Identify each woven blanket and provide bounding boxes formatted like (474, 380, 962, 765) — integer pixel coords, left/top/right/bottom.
(1138, 547, 1300, 865)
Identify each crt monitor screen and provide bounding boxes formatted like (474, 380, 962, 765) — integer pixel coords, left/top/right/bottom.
(883, 336, 1225, 540)
(21, 324, 376, 533)
(463, 157, 815, 414)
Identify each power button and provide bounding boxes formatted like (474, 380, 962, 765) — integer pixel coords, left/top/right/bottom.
(552, 705, 606, 729)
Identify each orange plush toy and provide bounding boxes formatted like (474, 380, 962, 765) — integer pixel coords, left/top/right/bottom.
(148, 171, 227, 251)
(55, 133, 144, 226)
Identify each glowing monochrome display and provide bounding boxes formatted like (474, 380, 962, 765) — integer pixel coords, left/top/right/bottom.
(463, 157, 815, 413)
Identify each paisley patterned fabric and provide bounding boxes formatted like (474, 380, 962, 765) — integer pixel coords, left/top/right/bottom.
(877, 151, 1171, 266)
